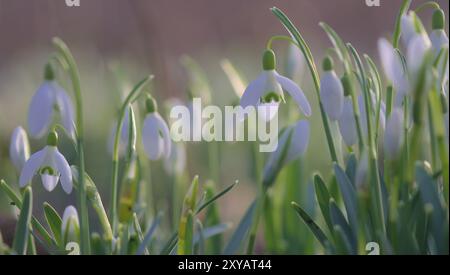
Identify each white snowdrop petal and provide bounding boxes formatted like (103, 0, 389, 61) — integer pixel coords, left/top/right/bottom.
(41, 174, 59, 192)
(430, 30, 449, 57)
(240, 73, 266, 108)
(407, 34, 431, 74)
(286, 120, 310, 163)
(55, 87, 76, 139)
(384, 108, 404, 160)
(320, 71, 344, 121)
(28, 82, 55, 138)
(9, 126, 30, 171)
(142, 114, 164, 160)
(339, 98, 358, 147)
(275, 73, 312, 117)
(54, 149, 73, 194)
(19, 149, 46, 187)
(401, 14, 416, 47)
(61, 205, 79, 235)
(154, 113, 172, 159)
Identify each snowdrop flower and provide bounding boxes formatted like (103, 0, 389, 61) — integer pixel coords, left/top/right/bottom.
(378, 38, 409, 102)
(320, 56, 344, 121)
(9, 126, 30, 172)
(240, 50, 311, 121)
(107, 107, 134, 157)
(338, 97, 358, 147)
(19, 131, 73, 194)
(384, 108, 404, 160)
(430, 9, 449, 57)
(339, 92, 386, 146)
(402, 12, 432, 74)
(61, 205, 80, 243)
(28, 64, 75, 139)
(164, 141, 186, 176)
(263, 120, 310, 186)
(285, 43, 306, 81)
(142, 96, 171, 160)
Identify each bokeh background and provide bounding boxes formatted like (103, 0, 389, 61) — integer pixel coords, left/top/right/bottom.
(0, 0, 448, 253)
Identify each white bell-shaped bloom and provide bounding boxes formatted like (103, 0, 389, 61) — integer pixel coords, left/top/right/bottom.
(430, 30, 449, 57)
(28, 66, 75, 139)
(407, 33, 432, 75)
(378, 38, 409, 101)
(430, 9, 449, 57)
(142, 96, 171, 161)
(61, 205, 80, 243)
(164, 141, 186, 176)
(19, 132, 72, 194)
(338, 97, 358, 147)
(285, 43, 306, 81)
(401, 12, 431, 75)
(320, 57, 344, 121)
(240, 50, 311, 121)
(9, 126, 30, 172)
(384, 108, 404, 160)
(107, 108, 133, 157)
(401, 14, 417, 47)
(263, 120, 310, 179)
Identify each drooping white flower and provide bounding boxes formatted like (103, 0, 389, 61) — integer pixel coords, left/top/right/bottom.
(384, 108, 404, 160)
(107, 107, 134, 157)
(430, 9, 449, 57)
(338, 97, 358, 147)
(61, 205, 80, 243)
(19, 131, 72, 194)
(240, 50, 311, 121)
(320, 56, 344, 121)
(378, 38, 409, 101)
(285, 43, 306, 81)
(9, 126, 30, 172)
(28, 64, 75, 139)
(164, 141, 186, 176)
(401, 12, 432, 74)
(355, 151, 369, 190)
(338, 92, 387, 148)
(142, 96, 171, 161)
(263, 120, 310, 181)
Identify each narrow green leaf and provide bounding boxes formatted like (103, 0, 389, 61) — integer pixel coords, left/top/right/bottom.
(137, 212, 162, 255)
(334, 164, 358, 234)
(196, 181, 238, 214)
(314, 174, 333, 232)
(43, 202, 63, 247)
(329, 200, 356, 254)
(291, 202, 330, 249)
(183, 211, 195, 255)
(319, 22, 350, 65)
(223, 200, 257, 255)
(345, 154, 357, 186)
(333, 225, 353, 255)
(12, 187, 33, 255)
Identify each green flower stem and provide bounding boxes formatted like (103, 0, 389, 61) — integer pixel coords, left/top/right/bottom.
(110, 76, 153, 234)
(52, 37, 90, 254)
(348, 44, 386, 235)
(414, 1, 441, 13)
(392, 0, 412, 48)
(271, 7, 338, 163)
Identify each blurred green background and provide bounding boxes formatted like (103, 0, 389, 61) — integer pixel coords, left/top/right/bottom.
(0, 0, 448, 253)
